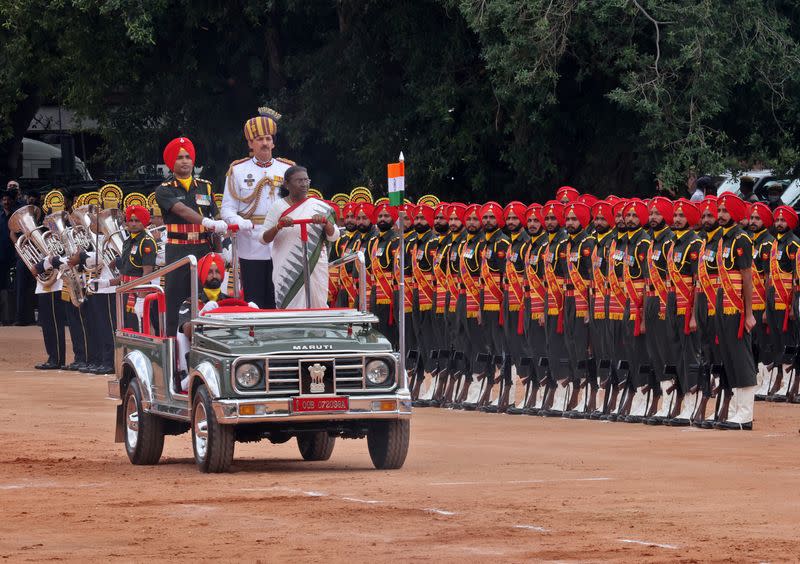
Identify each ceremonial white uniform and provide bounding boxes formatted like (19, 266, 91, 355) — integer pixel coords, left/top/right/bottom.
(220, 156, 293, 260)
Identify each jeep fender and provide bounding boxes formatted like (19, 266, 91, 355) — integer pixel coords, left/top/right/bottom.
(121, 350, 155, 408)
(190, 361, 221, 401)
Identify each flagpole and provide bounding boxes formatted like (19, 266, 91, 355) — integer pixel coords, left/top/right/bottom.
(391, 152, 407, 390)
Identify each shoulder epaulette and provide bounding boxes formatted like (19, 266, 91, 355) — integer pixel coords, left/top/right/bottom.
(195, 177, 211, 184)
(161, 181, 171, 186)
(275, 156, 296, 166)
(226, 157, 250, 177)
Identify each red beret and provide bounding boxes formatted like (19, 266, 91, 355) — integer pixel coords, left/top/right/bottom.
(125, 204, 151, 226)
(578, 193, 598, 207)
(564, 202, 591, 227)
(750, 202, 773, 228)
(699, 198, 717, 219)
(480, 201, 505, 228)
(526, 203, 542, 221)
(448, 203, 467, 222)
(415, 204, 434, 226)
(556, 186, 579, 203)
(464, 203, 481, 221)
(355, 202, 375, 221)
(434, 202, 450, 219)
(624, 199, 649, 225)
(198, 252, 225, 285)
(673, 199, 700, 227)
(504, 201, 527, 223)
(649, 196, 674, 225)
(774, 205, 799, 230)
(542, 200, 565, 225)
(373, 202, 398, 224)
(163, 137, 195, 171)
(592, 201, 612, 221)
(717, 193, 748, 222)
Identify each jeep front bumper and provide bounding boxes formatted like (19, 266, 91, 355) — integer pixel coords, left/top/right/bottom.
(211, 393, 412, 424)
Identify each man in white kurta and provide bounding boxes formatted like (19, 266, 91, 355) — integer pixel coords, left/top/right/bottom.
(263, 198, 339, 309)
(220, 109, 293, 309)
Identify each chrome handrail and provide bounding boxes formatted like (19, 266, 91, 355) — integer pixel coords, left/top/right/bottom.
(328, 250, 367, 314)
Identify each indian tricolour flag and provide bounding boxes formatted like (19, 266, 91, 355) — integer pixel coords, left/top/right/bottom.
(387, 155, 405, 206)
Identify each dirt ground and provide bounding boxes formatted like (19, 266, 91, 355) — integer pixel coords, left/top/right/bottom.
(1, 326, 798, 563)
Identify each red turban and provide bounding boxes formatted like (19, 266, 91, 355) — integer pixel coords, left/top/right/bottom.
(526, 203, 542, 221)
(373, 202, 398, 224)
(448, 203, 467, 222)
(774, 205, 799, 230)
(464, 203, 481, 221)
(416, 204, 434, 226)
(624, 199, 648, 225)
(649, 196, 674, 225)
(578, 193, 598, 207)
(480, 201, 505, 228)
(606, 195, 622, 206)
(355, 202, 375, 222)
(434, 202, 449, 219)
(325, 200, 342, 220)
(504, 201, 527, 223)
(717, 193, 748, 222)
(399, 203, 417, 219)
(163, 137, 195, 171)
(564, 202, 591, 228)
(699, 198, 717, 219)
(198, 253, 225, 285)
(750, 202, 773, 228)
(342, 202, 357, 218)
(612, 199, 628, 220)
(673, 199, 700, 227)
(125, 204, 151, 226)
(556, 186, 579, 203)
(542, 200, 565, 225)
(591, 201, 612, 221)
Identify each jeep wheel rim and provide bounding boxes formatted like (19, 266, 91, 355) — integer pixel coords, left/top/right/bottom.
(125, 394, 139, 449)
(194, 402, 209, 460)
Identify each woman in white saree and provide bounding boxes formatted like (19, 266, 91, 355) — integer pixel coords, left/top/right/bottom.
(261, 166, 339, 308)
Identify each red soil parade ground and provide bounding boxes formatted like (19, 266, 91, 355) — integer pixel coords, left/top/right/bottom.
(1, 326, 798, 562)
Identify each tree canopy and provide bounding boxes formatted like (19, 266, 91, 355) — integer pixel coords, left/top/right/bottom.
(2, 0, 800, 201)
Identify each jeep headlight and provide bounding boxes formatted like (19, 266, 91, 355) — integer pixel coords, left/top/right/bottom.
(235, 362, 262, 389)
(365, 359, 391, 386)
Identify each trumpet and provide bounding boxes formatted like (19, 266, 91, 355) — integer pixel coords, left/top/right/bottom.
(8, 205, 63, 287)
(44, 211, 87, 307)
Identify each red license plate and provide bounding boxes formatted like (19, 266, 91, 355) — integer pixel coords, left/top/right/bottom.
(291, 396, 349, 413)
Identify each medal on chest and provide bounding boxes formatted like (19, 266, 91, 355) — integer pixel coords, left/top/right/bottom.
(723, 247, 731, 259)
(704, 250, 716, 262)
(195, 193, 211, 206)
(244, 173, 255, 187)
(674, 251, 683, 263)
(464, 247, 474, 260)
(569, 252, 578, 263)
(485, 249, 493, 260)
(652, 250, 661, 261)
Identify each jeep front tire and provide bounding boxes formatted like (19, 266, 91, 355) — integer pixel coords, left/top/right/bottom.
(123, 379, 164, 465)
(192, 385, 234, 473)
(367, 419, 410, 469)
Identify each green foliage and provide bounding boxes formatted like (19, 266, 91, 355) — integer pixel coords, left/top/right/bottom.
(2, 0, 800, 201)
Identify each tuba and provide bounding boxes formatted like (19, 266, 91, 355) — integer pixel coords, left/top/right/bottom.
(68, 205, 99, 269)
(8, 205, 63, 287)
(44, 211, 87, 307)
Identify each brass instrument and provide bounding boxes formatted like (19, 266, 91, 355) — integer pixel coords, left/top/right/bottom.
(97, 207, 128, 276)
(8, 205, 63, 287)
(44, 211, 87, 307)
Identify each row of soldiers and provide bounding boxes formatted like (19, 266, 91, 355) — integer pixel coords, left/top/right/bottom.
(331, 186, 800, 431)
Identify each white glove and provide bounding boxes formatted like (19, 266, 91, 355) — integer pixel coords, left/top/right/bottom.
(134, 297, 144, 319)
(95, 278, 111, 290)
(200, 300, 220, 314)
(221, 245, 233, 265)
(247, 301, 258, 309)
(201, 217, 229, 234)
(235, 217, 254, 231)
(42, 257, 53, 271)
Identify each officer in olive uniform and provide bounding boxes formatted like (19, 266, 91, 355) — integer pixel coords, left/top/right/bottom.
(713, 194, 757, 430)
(155, 137, 228, 335)
(117, 205, 158, 332)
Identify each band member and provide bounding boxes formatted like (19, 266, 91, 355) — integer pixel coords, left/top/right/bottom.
(749, 203, 775, 400)
(367, 202, 400, 348)
(221, 108, 294, 309)
(155, 137, 228, 335)
(643, 197, 676, 424)
(713, 193, 757, 430)
(31, 256, 65, 369)
(764, 205, 799, 401)
(664, 200, 704, 426)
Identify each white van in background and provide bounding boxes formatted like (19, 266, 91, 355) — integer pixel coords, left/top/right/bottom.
(21, 137, 92, 181)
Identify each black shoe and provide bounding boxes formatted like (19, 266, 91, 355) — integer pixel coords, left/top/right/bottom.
(506, 406, 525, 415)
(755, 394, 766, 401)
(35, 361, 60, 370)
(523, 407, 541, 415)
(700, 420, 716, 429)
(624, 415, 644, 423)
(665, 417, 690, 427)
(412, 400, 432, 407)
(567, 411, 586, 419)
(541, 409, 563, 417)
(66, 362, 84, 371)
(81, 363, 98, 373)
(461, 403, 477, 411)
(643, 417, 663, 426)
(588, 411, 605, 420)
(714, 421, 753, 431)
(91, 365, 114, 375)
(481, 405, 499, 413)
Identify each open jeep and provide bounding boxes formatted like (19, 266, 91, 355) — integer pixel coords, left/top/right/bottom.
(108, 253, 411, 473)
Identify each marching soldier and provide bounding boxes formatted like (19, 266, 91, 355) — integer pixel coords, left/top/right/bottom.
(663, 200, 704, 426)
(643, 197, 677, 424)
(155, 137, 228, 335)
(713, 193, 757, 430)
(748, 203, 776, 400)
(410, 204, 437, 402)
(764, 205, 799, 401)
(427, 201, 455, 406)
(367, 202, 399, 348)
(618, 199, 652, 423)
(441, 202, 467, 406)
(556, 186, 580, 204)
(221, 108, 294, 309)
